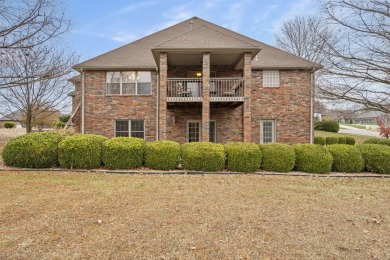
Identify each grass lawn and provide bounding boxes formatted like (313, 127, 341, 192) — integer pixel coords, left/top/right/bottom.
(314, 130, 373, 144)
(0, 171, 389, 259)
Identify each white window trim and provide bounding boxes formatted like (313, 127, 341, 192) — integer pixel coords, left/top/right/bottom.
(106, 71, 152, 96)
(186, 120, 216, 142)
(114, 119, 145, 139)
(263, 70, 280, 88)
(260, 119, 276, 143)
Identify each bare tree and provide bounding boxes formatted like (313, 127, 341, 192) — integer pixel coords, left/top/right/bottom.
(0, 0, 70, 88)
(0, 44, 78, 133)
(275, 16, 336, 65)
(318, 0, 390, 113)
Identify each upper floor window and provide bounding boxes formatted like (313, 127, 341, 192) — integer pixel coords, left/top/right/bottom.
(107, 71, 151, 95)
(263, 70, 280, 88)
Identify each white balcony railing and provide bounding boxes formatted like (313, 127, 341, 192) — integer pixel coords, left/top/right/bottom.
(167, 77, 244, 102)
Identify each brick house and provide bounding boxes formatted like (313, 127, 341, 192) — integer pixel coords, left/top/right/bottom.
(70, 17, 320, 144)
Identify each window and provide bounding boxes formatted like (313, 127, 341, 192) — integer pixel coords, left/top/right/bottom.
(115, 120, 145, 138)
(263, 70, 280, 88)
(209, 121, 216, 143)
(260, 119, 276, 143)
(107, 71, 151, 95)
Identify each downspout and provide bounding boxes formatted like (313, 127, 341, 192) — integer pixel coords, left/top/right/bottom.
(81, 69, 85, 134)
(156, 67, 159, 140)
(310, 68, 315, 144)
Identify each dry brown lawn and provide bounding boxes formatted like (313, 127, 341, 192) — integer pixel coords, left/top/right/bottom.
(0, 171, 389, 259)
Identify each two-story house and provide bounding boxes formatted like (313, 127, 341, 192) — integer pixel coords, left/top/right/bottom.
(69, 17, 320, 144)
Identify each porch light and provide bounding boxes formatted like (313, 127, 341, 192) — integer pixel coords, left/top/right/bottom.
(196, 72, 202, 77)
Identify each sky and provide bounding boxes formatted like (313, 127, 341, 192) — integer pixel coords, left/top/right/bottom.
(64, 0, 320, 62)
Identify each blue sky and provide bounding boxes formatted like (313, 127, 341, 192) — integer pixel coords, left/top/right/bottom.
(65, 0, 320, 61)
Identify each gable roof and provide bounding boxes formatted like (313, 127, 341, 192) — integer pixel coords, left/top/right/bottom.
(73, 17, 320, 70)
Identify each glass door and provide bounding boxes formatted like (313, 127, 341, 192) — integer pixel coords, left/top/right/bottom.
(260, 120, 275, 143)
(187, 121, 201, 142)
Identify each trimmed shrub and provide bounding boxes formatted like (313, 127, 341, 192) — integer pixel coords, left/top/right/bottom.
(103, 137, 145, 169)
(293, 144, 333, 173)
(338, 136, 347, 144)
(314, 120, 339, 133)
(225, 142, 262, 172)
(377, 139, 390, 146)
(356, 144, 390, 174)
(326, 136, 339, 145)
(260, 143, 295, 172)
(345, 137, 355, 145)
(58, 134, 107, 169)
(314, 136, 326, 146)
(326, 144, 364, 172)
(3, 122, 15, 128)
(59, 115, 71, 123)
(363, 138, 382, 144)
(2, 132, 64, 168)
(52, 121, 66, 129)
(145, 140, 180, 170)
(181, 142, 225, 171)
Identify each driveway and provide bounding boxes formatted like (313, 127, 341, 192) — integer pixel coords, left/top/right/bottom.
(339, 127, 381, 137)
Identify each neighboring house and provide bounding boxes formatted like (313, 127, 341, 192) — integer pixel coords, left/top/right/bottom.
(0, 111, 23, 128)
(352, 111, 389, 125)
(70, 17, 320, 144)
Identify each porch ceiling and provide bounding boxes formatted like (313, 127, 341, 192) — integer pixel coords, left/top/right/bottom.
(152, 48, 260, 70)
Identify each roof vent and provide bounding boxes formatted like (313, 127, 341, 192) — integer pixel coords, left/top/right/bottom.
(189, 20, 194, 30)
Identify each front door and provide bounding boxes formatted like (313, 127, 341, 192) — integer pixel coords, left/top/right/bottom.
(187, 121, 201, 142)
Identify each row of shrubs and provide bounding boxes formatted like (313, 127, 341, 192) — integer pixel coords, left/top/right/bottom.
(314, 120, 339, 133)
(314, 136, 355, 146)
(2, 132, 390, 174)
(363, 138, 390, 146)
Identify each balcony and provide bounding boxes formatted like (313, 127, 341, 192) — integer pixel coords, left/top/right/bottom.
(167, 77, 244, 102)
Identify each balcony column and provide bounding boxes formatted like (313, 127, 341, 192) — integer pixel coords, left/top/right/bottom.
(202, 52, 210, 142)
(243, 52, 252, 142)
(159, 52, 167, 140)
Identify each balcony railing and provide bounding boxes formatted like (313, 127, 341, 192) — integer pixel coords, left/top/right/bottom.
(167, 77, 244, 102)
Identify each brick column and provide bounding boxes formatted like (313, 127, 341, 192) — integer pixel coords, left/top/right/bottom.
(243, 53, 252, 142)
(202, 52, 210, 142)
(159, 52, 167, 140)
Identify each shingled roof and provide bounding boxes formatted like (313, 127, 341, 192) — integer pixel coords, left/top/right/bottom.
(73, 17, 320, 70)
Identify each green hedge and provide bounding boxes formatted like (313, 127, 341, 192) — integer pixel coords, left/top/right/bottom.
(294, 144, 333, 173)
(326, 136, 339, 145)
(314, 136, 326, 146)
(52, 121, 66, 129)
(145, 140, 180, 170)
(327, 144, 364, 172)
(260, 143, 295, 172)
(2, 132, 64, 168)
(58, 134, 107, 169)
(314, 120, 339, 133)
(224, 142, 262, 172)
(345, 137, 355, 145)
(338, 136, 347, 144)
(356, 144, 390, 174)
(181, 142, 225, 171)
(377, 139, 390, 146)
(3, 122, 15, 128)
(103, 137, 145, 169)
(363, 138, 382, 144)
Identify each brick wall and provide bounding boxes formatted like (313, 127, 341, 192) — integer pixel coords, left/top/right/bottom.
(82, 71, 157, 141)
(77, 68, 311, 144)
(166, 105, 243, 143)
(251, 70, 312, 144)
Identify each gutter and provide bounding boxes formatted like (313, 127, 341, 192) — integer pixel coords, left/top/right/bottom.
(81, 69, 85, 134)
(156, 67, 159, 140)
(310, 68, 315, 144)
